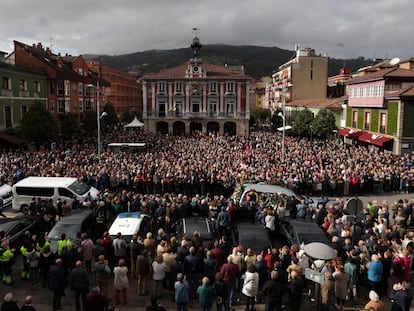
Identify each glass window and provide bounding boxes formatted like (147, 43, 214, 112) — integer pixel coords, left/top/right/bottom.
(79, 83, 83, 96)
(57, 81, 64, 95)
(2, 77, 11, 90)
(175, 82, 182, 93)
(158, 100, 166, 117)
(210, 82, 217, 92)
(58, 99, 65, 113)
(49, 100, 55, 112)
(227, 82, 234, 93)
(364, 111, 371, 131)
(33, 81, 40, 93)
(65, 81, 70, 96)
(158, 82, 165, 93)
(19, 79, 27, 91)
(209, 99, 217, 115)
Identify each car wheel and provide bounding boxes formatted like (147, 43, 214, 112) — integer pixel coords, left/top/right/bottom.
(21, 204, 30, 215)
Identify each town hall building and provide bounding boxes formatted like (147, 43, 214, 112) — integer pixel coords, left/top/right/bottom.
(142, 36, 251, 136)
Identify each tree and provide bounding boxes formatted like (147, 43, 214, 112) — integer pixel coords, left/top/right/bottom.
(102, 102, 119, 128)
(61, 113, 80, 139)
(311, 109, 337, 138)
(82, 110, 98, 133)
(18, 102, 59, 146)
(122, 108, 141, 123)
(292, 109, 314, 136)
(250, 106, 271, 128)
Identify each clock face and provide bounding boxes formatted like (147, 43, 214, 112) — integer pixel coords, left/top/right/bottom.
(193, 66, 199, 72)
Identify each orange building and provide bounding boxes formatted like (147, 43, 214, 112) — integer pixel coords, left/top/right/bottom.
(87, 62, 141, 119)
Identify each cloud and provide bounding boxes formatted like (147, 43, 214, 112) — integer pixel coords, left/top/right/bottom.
(0, 0, 413, 61)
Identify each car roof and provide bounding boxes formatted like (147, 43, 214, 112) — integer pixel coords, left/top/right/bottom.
(14, 176, 78, 187)
(236, 223, 271, 253)
(182, 218, 211, 237)
(108, 212, 150, 237)
(283, 220, 329, 244)
(286, 220, 324, 233)
(54, 210, 93, 224)
(242, 183, 299, 197)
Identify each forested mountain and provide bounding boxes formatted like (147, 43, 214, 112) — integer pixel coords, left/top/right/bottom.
(85, 45, 373, 80)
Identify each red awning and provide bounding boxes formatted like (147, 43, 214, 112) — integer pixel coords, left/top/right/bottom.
(356, 132, 393, 147)
(0, 132, 27, 145)
(338, 128, 364, 139)
(338, 128, 351, 136)
(348, 130, 363, 140)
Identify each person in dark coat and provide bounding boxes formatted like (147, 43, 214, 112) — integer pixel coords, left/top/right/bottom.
(1, 293, 20, 311)
(287, 270, 304, 311)
(214, 272, 230, 311)
(390, 281, 412, 311)
(39, 246, 55, 288)
(86, 286, 108, 311)
(183, 247, 202, 300)
(48, 259, 66, 311)
(20, 296, 37, 311)
(69, 260, 90, 311)
(262, 270, 283, 311)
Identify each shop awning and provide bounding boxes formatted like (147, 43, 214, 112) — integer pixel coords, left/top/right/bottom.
(338, 128, 350, 136)
(357, 132, 393, 147)
(338, 128, 363, 139)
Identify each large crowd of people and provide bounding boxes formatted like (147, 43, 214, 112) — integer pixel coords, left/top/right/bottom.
(1, 129, 414, 311)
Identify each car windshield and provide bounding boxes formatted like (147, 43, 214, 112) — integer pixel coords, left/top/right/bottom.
(68, 180, 90, 195)
(48, 223, 80, 240)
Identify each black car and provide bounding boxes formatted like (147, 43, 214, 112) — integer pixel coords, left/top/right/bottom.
(175, 217, 217, 247)
(47, 209, 98, 253)
(0, 216, 38, 250)
(279, 219, 329, 246)
(235, 223, 272, 254)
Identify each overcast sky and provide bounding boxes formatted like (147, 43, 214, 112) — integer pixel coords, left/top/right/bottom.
(1, 0, 413, 61)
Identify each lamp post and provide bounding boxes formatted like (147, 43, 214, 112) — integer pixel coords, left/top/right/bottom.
(87, 82, 107, 160)
(277, 111, 285, 161)
(277, 82, 292, 161)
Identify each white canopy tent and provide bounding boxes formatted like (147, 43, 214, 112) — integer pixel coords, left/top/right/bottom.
(124, 116, 144, 128)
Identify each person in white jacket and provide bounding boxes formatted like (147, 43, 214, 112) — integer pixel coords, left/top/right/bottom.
(242, 264, 259, 311)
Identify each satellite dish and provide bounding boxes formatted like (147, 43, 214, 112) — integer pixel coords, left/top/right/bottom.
(390, 57, 400, 66)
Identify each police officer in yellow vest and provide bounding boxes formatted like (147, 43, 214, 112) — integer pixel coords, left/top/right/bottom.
(57, 234, 72, 256)
(0, 241, 16, 285)
(20, 244, 30, 280)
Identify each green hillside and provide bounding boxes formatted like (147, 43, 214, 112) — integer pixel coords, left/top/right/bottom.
(84, 45, 372, 80)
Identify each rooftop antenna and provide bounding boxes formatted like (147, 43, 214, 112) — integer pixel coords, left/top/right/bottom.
(49, 36, 54, 52)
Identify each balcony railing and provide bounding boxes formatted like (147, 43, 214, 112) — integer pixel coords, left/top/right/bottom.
(146, 111, 246, 119)
(1, 89, 13, 97)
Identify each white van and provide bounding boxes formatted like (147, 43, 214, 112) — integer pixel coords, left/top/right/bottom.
(0, 181, 13, 208)
(12, 177, 100, 214)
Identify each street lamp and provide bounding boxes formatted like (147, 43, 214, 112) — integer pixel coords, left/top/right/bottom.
(87, 82, 107, 160)
(277, 82, 292, 162)
(277, 111, 285, 161)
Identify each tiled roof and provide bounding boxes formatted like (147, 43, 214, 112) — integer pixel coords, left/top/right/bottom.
(348, 67, 414, 84)
(13, 41, 87, 81)
(143, 62, 250, 80)
(385, 86, 414, 98)
(287, 97, 344, 109)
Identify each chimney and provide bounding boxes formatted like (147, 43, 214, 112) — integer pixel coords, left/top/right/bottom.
(37, 42, 43, 50)
(0, 51, 7, 63)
